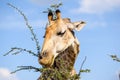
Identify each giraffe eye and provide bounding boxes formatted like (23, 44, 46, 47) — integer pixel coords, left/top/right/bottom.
(57, 31, 66, 37)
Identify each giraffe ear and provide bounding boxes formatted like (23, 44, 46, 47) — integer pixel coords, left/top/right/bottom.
(73, 21, 86, 31)
(63, 18, 71, 23)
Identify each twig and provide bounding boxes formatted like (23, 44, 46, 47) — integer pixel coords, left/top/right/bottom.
(7, 3, 40, 54)
(11, 66, 41, 74)
(4, 47, 38, 57)
(78, 56, 87, 76)
(43, 2, 62, 13)
(50, 2, 63, 10)
(109, 54, 120, 62)
(43, 2, 62, 19)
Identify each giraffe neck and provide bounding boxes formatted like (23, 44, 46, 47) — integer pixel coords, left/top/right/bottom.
(53, 42, 79, 72)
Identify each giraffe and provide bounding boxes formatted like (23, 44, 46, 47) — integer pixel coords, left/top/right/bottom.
(38, 9, 86, 79)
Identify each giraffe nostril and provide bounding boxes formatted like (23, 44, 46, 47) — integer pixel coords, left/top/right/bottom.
(42, 51, 47, 57)
(39, 54, 42, 59)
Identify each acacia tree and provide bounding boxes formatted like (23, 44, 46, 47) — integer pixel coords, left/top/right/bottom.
(4, 3, 90, 80)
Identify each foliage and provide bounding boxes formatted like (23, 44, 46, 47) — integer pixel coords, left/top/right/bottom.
(4, 3, 90, 80)
(39, 67, 71, 80)
(43, 2, 62, 19)
(109, 54, 120, 62)
(38, 57, 89, 80)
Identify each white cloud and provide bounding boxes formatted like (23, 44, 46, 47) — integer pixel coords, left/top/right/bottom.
(0, 68, 19, 80)
(72, 0, 120, 14)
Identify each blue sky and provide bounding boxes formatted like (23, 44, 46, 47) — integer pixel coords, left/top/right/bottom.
(0, 0, 120, 80)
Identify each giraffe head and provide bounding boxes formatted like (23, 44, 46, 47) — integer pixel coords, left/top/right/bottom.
(38, 9, 86, 67)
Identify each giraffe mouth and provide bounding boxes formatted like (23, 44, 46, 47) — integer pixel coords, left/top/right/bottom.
(39, 53, 55, 67)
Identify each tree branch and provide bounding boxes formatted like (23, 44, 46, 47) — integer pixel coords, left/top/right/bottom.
(11, 66, 42, 74)
(109, 54, 120, 62)
(4, 47, 38, 57)
(78, 56, 90, 77)
(7, 3, 40, 54)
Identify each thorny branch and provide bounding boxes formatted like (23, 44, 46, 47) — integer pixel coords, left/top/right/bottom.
(109, 54, 120, 62)
(43, 3, 62, 13)
(78, 56, 90, 77)
(11, 66, 42, 74)
(43, 3, 62, 19)
(4, 47, 38, 57)
(7, 3, 40, 54)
